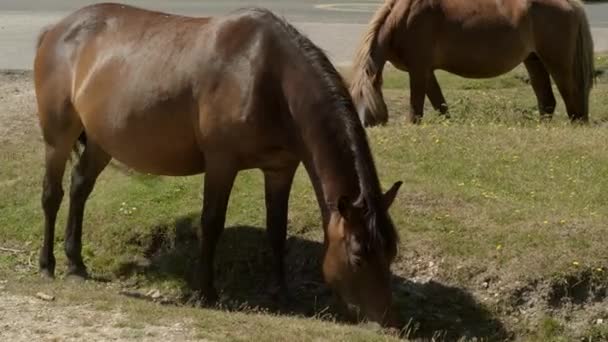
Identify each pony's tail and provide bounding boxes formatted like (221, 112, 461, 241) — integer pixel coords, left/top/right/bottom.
(571, 0, 595, 119)
(350, 0, 396, 127)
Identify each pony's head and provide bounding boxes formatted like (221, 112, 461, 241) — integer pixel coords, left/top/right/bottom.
(322, 181, 402, 325)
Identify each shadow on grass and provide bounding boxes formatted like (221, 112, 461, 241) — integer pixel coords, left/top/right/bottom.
(116, 214, 509, 341)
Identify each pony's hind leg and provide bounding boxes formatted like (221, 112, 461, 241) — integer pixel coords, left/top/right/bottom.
(546, 65, 587, 122)
(537, 46, 589, 122)
(64, 139, 110, 279)
(426, 72, 449, 117)
(524, 53, 556, 120)
(38, 110, 82, 278)
(40, 144, 71, 278)
(263, 162, 298, 300)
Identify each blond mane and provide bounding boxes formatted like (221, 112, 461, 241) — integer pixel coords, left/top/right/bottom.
(349, 0, 397, 126)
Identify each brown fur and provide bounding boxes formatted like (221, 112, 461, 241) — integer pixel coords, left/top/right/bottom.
(36, 26, 52, 49)
(34, 3, 402, 325)
(351, 0, 595, 125)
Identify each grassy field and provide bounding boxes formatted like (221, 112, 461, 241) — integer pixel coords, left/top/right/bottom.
(1, 56, 608, 341)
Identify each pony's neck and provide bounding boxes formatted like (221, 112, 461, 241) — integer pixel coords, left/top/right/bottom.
(300, 107, 362, 209)
(284, 69, 368, 211)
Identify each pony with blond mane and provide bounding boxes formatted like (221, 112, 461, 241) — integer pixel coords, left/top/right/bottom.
(350, 0, 594, 125)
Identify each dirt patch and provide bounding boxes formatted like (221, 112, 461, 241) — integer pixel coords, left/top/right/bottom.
(501, 270, 608, 313)
(499, 270, 608, 338)
(0, 70, 39, 145)
(0, 291, 199, 342)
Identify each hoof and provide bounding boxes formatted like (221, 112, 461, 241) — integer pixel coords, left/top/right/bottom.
(268, 284, 291, 305)
(40, 268, 55, 280)
(540, 114, 553, 122)
(65, 273, 88, 283)
(406, 115, 422, 125)
(201, 284, 219, 303)
(187, 289, 219, 307)
(65, 266, 89, 282)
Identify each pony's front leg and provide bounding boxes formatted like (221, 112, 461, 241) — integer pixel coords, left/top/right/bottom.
(263, 162, 298, 301)
(407, 70, 429, 124)
(426, 72, 449, 117)
(196, 160, 237, 304)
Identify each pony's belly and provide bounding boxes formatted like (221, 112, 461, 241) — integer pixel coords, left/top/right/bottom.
(82, 109, 205, 176)
(106, 141, 206, 176)
(440, 60, 522, 79)
(437, 45, 529, 78)
(434, 25, 532, 78)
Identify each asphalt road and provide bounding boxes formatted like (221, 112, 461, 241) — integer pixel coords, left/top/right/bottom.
(2, 0, 608, 69)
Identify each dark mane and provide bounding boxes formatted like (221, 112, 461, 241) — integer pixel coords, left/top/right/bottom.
(245, 8, 398, 253)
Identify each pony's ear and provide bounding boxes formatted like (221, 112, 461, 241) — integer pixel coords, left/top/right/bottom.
(383, 181, 403, 210)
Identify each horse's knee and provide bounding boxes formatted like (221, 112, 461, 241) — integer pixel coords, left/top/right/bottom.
(69, 170, 94, 201)
(42, 182, 63, 214)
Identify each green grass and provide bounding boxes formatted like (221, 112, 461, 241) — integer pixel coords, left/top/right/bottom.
(2, 58, 608, 340)
(530, 317, 568, 342)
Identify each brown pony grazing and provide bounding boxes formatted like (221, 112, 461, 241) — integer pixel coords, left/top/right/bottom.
(34, 3, 403, 325)
(350, 0, 595, 125)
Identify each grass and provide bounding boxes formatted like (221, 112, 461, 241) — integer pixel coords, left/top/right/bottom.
(2, 56, 608, 340)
